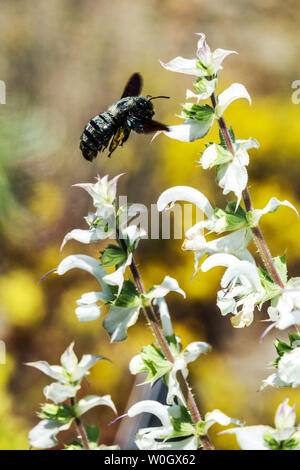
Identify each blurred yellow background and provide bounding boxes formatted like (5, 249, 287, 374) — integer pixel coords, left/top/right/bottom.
(0, 0, 300, 449)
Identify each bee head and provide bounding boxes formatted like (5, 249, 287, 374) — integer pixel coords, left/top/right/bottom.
(134, 97, 154, 118)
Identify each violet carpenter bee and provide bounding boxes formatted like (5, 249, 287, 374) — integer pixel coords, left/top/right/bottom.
(80, 73, 169, 161)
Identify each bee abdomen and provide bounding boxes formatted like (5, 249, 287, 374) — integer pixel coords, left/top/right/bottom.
(80, 112, 116, 161)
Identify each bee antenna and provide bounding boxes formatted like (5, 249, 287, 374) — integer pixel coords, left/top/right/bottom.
(149, 95, 170, 101)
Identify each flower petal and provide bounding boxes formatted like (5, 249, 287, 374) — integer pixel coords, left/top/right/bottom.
(29, 419, 73, 449)
(275, 399, 296, 430)
(215, 83, 251, 118)
(128, 400, 171, 428)
(77, 353, 107, 372)
(260, 372, 288, 390)
(211, 48, 237, 73)
(204, 409, 231, 432)
(121, 225, 147, 250)
(103, 253, 132, 296)
(157, 186, 214, 218)
(44, 382, 79, 404)
(159, 57, 202, 76)
(75, 304, 101, 322)
(56, 255, 112, 299)
(216, 158, 248, 206)
(184, 229, 253, 268)
(25, 361, 64, 382)
(187, 77, 217, 102)
(201, 253, 241, 272)
(166, 357, 188, 406)
(74, 394, 117, 417)
(147, 276, 185, 300)
(74, 173, 123, 208)
(183, 341, 211, 363)
(222, 425, 272, 450)
(159, 118, 214, 143)
(103, 304, 141, 342)
(154, 297, 174, 337)
(135, 433, 199, 450)
(201, 143, 232, 169)
(60, 228, 107, 251)
(278, 347, 300, 386)
(251, 197, 299, 227)
(236, 137, 259, 151)
(221, 261, 262, 292)
(196, 33, 212, 67)
(75, 291, 106, 322)
(60, 342, 78, 374)
(129, 354, 145, 375)
(276, 309, 300, 330)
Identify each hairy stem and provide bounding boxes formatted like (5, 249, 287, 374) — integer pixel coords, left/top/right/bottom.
(210, 92, 284, 288)
(70, 397, 90, 450)
(118, 236, 214, 450)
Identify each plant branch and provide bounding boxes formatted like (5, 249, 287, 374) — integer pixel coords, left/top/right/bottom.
(70, 397, 90, 450)
(118, 236, 214, 450)
(210, 92, 284, 288)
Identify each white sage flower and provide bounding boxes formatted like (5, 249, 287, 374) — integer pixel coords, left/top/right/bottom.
(268, 278, 300, 330)
(155, 84, 251, 144)
(74, 174, 123, 210)
(160, 33, 236, 78)
(221, 399, 300, 450)
(201, 254, 265, 327)
(26, 342, 105, 388)
(201, 138, 258, 205)
(157, 185, 254, 274)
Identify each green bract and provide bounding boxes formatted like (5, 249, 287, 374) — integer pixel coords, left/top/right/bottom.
(181, 103, 214, 122)
(100, 244, 127, 267)
(130, 339, 210, 406)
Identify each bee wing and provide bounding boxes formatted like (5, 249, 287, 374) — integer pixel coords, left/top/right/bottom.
(121, 73, 143, 98)
(139, 119, 169, 134)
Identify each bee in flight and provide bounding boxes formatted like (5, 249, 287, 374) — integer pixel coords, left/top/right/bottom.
(80, 73, 169, 161)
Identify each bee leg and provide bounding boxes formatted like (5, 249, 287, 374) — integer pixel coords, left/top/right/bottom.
(120, 127, 131, 146)
(108, 127, 126, 157)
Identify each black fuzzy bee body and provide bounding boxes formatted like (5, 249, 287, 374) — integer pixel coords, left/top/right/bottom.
(80, 112, 117, 161)
(80, 73, 169, 162)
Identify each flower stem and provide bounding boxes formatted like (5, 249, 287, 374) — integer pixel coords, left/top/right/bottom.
(70, 397, 90, 450)
(118, 236, 214, 450)
(210, 92, 284, 288)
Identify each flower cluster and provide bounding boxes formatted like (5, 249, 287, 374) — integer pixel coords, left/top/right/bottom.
(157, 185, 297, 328)
(157, 34, 299, 331)
(54, 174, 185, 342)
(27, 343, 117, 449)
(153, 31, 300, 451)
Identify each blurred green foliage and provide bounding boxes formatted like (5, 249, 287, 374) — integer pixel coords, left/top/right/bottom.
(0, 0, 300, 450)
